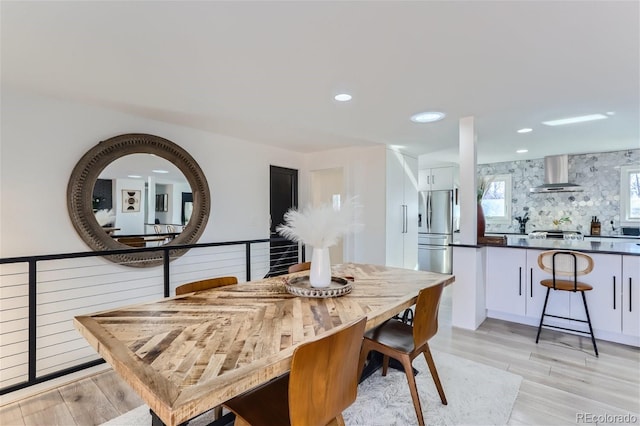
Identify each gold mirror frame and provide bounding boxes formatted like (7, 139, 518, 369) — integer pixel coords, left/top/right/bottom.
(67, 133, 210, 267)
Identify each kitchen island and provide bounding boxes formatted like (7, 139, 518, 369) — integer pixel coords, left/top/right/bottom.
(451, 237, 639, 347)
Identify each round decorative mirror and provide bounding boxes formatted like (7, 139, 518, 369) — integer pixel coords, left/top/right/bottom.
(68, 133, 210, 266)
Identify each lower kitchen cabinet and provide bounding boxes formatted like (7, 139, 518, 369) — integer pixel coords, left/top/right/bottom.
(525, 249, 571, 324)
(569, 253, 622, 335)
(486, 247, 569, 326)
(486, 247, 527, 316)
(485, 247, 639, 346)
(623, 255, 640, 337)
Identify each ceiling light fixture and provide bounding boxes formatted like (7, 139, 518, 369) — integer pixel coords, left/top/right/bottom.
(517, 128, 533, 133)
(410, 111, 445, 123)
(127, 175, 142, 178)
(334, 93, 352, 102)
(152, 169, 169, 174)
(542, 114, 608, 126)
(516, 149, 528, 154)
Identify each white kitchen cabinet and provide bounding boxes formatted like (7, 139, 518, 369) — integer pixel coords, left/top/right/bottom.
(622, 255, 640, 337)
(386, 151, 418, 269)
(525, 249, 571, 324)
(485, 247, 639, 346)
(486, 247, 569, 323)
(569, 253, 622, 335)
(486, 247, 527, 316)
(418, 167, 454, 191)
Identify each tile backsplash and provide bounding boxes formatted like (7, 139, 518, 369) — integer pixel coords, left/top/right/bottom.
(478, 149, 639, 235)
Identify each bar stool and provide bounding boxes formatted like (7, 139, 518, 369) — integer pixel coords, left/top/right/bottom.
(535, 250, 598, 356)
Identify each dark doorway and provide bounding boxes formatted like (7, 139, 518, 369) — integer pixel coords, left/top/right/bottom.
(181, 192, 193, 225)
(267, 166, 299, 277)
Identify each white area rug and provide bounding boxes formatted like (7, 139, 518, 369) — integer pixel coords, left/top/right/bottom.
(102, 351, 522, 426)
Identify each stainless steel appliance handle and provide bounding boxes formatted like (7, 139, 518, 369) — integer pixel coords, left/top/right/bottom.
(402, 204, 407, 233)
(427, 193, 432, 231)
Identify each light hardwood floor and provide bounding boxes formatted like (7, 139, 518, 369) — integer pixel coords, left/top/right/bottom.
(1, 286, 639, 425)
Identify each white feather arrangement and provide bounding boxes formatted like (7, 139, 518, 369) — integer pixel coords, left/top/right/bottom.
(276, 197, 364, 248)
(94, 209, 116, 227)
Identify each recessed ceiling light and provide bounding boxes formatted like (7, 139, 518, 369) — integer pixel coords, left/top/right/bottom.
(410, 111, 445, 123)
(389, 144, 406, 151)
(152, 169, 169, 174)
(516, 149, 528, 154)
(334, 93, 352, 102)
(128, 175, 142, 178)
(606, 111, 615, 116)
(542, 114, 608, 126)
(517, 128, 533, 133)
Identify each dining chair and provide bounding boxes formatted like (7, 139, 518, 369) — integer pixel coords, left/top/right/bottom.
(175, 276, 238, 296)
(288, 261, 311, 274)
(153, 224, 162, 234)
(535, 250, 598, 356)
(224, 317, 367, 426)
(358, 283, 447, 426)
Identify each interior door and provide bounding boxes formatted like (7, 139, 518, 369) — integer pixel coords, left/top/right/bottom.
(268, 166, 298, 276)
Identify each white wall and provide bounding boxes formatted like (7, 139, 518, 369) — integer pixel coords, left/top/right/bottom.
(0, 89, 304, 257)
(114, 178, 146, 234)
(301, 145, 387, 265)
(0, 90, 393, 394)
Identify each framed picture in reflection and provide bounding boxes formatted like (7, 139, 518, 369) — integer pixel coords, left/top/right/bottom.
(122, 190, 141, 213)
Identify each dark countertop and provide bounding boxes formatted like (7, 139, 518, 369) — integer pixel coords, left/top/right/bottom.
(451, 236, 640, 256)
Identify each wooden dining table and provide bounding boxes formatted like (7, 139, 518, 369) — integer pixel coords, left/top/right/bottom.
(73, 263, 455, 426)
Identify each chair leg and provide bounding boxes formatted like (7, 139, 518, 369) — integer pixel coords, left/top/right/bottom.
(327, 414, 346, 426)
(382, 354, 390, 376)
(399, 354, 425, 426)
(358, 343, 371, 379)
(581, 291, 599, 357)
(536, 287, 551, 344)
(422, 345, 447, 405)
(213, 405, 223, 419)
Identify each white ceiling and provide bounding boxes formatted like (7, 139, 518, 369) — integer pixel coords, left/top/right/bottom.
(2, 1, 639, 164)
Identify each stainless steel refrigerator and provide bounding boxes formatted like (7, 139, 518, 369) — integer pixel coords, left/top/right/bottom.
(418, 190, 454, 274)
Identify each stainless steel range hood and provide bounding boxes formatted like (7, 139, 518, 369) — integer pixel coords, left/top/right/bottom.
(530, 155, 583, 193)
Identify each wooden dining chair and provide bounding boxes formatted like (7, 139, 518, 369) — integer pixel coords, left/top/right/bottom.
(288, 261, 311, 274)
(224, 317, 367, 426)
(175, 276, 238, 296)
(535, 250, 598, 356)
(358, 283, 447, 426)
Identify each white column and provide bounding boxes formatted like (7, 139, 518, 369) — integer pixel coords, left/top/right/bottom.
(147, 176, 156, 228)
(452, 116, 487, 330)
(458, 116, 477, 245)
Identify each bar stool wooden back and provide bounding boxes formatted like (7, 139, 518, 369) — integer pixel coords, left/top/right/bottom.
(535, 250, 598, 356)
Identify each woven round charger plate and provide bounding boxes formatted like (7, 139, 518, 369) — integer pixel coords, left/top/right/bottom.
(284, 275, 352, 298)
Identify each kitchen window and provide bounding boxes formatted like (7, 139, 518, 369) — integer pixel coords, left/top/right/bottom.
(620, 165, 640, 225)
(481, 174, 512, 225)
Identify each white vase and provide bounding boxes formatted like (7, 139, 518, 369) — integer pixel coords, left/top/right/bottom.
(310, 246, 331, 288)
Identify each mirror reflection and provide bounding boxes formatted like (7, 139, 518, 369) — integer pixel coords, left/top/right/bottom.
(91, 154, 192, 247)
